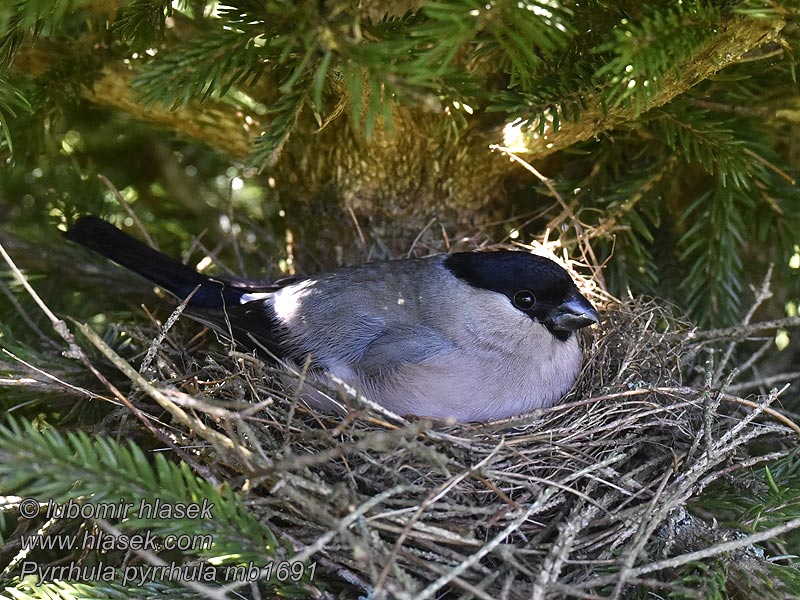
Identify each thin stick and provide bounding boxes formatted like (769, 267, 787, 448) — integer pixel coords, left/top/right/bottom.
(139, 286, 198, 374)
(0, 241, 69, 334)
(575, 515, 800, 590)
(727, 372, 800, 393)
(489, 144, 607, 292)
(2, 347, 108, 402)
(0, 278, 50, 341)
(346, 206, 366, 248)
(78, 323, 260, 466)
(98, 173, 158, 249)
(744, 147, 796, 185)
(684, 316, 800, 340)
(407, 217, 437, 258)
(0, 238, 217, 478)
(719, 393, 800, 435)
(713, 266, 773, 384)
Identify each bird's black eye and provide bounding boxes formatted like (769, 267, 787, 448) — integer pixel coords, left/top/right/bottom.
(513, 290, 536, 310)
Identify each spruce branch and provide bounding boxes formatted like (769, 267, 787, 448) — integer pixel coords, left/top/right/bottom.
(678, 186, 751, 325)
(113, 0, 172, 48)
(250, 78, 310, 168)
(512, 13, 784, 159)
(0, 73, 31, 154)
(595, 2, 722, 110)
(644, 103, 757, 189)
(11, 43, 259, 158)
(132, 27, 266, 108)
(0, 417, 279, 566)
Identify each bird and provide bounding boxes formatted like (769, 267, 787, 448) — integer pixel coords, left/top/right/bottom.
(64, 216, 599, 422)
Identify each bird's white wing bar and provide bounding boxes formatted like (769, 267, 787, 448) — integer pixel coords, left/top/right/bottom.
(239, 292, 272, 303)
(271, 279, 315, 324)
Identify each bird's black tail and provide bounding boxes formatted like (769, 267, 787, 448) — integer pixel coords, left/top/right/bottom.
(64, 216, 239, 308)
(64, 216, 288, 357)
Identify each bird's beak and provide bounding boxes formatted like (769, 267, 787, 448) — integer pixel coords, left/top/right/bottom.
(550, 296, 599, 331)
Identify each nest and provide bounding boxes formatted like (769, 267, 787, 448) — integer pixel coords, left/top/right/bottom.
(106, 288, 798, 599)
(5, 232, 799, 599)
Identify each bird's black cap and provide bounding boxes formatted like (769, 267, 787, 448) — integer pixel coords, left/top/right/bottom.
(444, 251, 598, 341)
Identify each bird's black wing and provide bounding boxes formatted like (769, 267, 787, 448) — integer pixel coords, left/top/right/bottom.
(193, 299, 291, 359)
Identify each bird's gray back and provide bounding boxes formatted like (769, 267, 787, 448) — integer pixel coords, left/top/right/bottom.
(270, 255, 454, 366)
